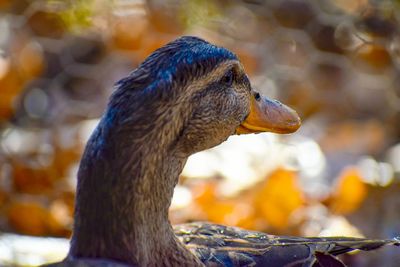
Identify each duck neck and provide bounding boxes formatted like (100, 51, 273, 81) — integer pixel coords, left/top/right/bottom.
(69, 117, 201, 266)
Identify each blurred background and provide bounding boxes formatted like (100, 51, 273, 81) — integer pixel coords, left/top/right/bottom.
(0, 0, 399, 266)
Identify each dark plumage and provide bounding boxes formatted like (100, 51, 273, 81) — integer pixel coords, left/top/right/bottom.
(116, 37, 237, 93)
(45, 36, 398, 267)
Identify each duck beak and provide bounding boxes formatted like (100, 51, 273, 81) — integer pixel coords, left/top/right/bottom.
(236, 93, 301, 135)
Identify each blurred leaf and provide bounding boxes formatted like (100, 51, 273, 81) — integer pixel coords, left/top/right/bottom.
(111, 14, 149, 51)
(12, 161, 56, 194)
(0, 189, 8, 207)
(329, 167, 368, 215)
(320, 121, 386, 155)
(8, 201, 49, 236)
(332, 0, 368, 13)
(18, 41, 44, 80)
(0, 0, 11, 10)
(179, 0, 222, 29)
(234, 49, 259, 75)
(58, 0, 95, 32)
(191, 181, 256, 229)
(136, 33, 176, 62)
(254, 169, 304, 230)
(192, 181, 218, 207)
(7, 199, 70, 237)
(355, 44, 392, 71)
(28, 9, 66, 38)
(52, 138, 81, 178)
(0, 67, 24, 120)
(49, 199, 73, 235)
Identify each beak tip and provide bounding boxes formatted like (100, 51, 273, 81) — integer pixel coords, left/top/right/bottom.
(275, 110, 301, 134)
(287, 112, 302, 133)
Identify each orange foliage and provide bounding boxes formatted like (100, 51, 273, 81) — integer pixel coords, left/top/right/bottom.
(27, 10, 66, 39)
(328, 167, 368, 215)
(0, 36, 44, 121)
(234, 49, 259, 76)
(0, 67, 23, 120)
(191, 181, 256, 229)
(147, 8, 183, 35)
(320, 120, 386, 155)
(12, 161, 57, 194)
(0, 189, 8, 207)
(136, 33, 176, 62)
(191, 169, 304, 232)
(254, 169, 304, 230)
(17, 41, 44, 80)
(11, 133, 81, 195)
(192, 181, 218, 207)
(7, 201, 67, 236)
(355, 44, 392, 71)
(0, 0, 10, 10)
(111, 15, 149, 51)
(52, 139, 82, 179)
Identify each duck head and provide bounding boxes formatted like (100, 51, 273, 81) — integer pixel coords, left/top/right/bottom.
(107, 36, 300, 157)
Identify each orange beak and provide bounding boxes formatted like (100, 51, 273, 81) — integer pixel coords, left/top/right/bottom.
(236, 93, 301, 135)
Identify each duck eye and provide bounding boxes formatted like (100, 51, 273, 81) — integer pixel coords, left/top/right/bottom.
(221, 69, 234, 86)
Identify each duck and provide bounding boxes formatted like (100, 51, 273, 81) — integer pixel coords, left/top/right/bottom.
(46, 36, 399, 267)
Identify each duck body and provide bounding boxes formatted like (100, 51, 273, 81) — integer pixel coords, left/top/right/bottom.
(45, 36, 398, 267)
(49, 222, 398, 267)
(175, 223, 398, 267)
